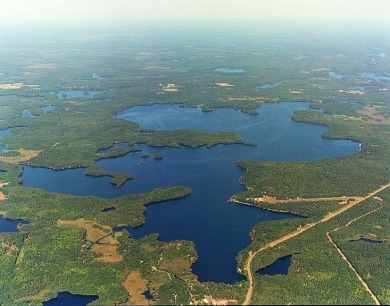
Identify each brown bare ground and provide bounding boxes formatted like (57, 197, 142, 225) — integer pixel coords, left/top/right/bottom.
(0, 83, 24, 90)
(0, 148, 42, 163)
(0, 192, 5, 201)
(0, 181, 9, 188)
(58, 219, 123, 263)
(122, 271, 150, 305)
(360, 105, 390, 124)
(0, 242, 19, 257)
(215, 82, 234, 87)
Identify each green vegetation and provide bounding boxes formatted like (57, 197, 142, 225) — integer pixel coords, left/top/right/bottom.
(0, 21, 389, 304)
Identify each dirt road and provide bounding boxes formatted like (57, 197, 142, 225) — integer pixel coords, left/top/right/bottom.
(242, 183, 390, 305)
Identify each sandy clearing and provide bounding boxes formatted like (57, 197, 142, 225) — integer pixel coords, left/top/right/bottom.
(247, 195, 363, 205)
(123, 271, 150, 305)
(0, 83, 24, 90)
(360, 105, 390, 125)
(0, 148, 42, 163)
(58, 219, 123, 263)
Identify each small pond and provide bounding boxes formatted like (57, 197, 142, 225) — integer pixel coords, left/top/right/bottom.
(256, 255, 292, 276)
(353, 237, 383, 244)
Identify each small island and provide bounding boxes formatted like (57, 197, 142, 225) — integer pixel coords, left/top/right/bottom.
(153, 153, 163, 160)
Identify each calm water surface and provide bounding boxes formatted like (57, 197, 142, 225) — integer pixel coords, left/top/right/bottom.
(256, 255, 292, 276)
(43, 292, 98, 306)
(22, 102, 360, 283)
(0, 215, 28, 232)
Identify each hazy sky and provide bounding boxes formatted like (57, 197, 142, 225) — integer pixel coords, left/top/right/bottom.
(1, 0, 390, 24)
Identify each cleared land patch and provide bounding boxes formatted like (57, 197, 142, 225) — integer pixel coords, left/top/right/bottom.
(122, 271, 151, 305)
(57, 218, 123, 263)
(360, 105, 390, 124)
(0, 148, 42, 163)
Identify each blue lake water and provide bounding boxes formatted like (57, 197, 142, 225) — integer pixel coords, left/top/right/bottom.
(256, 255, 292, 276)
(41, 104, 57, 112)
(21, 110, 39, 118)
(357, 72, 390, 82)
(0, 128, 11, 152)
(50, 90, 103, 99)
(354, 237, 383, 243)
(329, 71, 390, 83)
(22, 102, 360, 283)
(43, 292, 98, 306)
(214, 68, 246, 73)
(0, 128, 12, 137)
(0, 215, 28, 232)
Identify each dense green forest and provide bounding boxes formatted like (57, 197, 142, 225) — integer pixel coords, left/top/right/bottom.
(0, 21, 389, 304)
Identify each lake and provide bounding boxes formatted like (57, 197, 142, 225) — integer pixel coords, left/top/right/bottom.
(43, 292, 98, 306)
(0, 215, 28, 232)
(22, 102, 360, 283)
(0, 128, 12, 153)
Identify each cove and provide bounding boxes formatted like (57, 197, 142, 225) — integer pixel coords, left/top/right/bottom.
(22, 102, 360, 284)
(0, 128, 12, 153)
(0, 215, 28, 232)
(43, 292, 98, 306)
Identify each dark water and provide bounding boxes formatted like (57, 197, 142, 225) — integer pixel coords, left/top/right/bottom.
(0, 215, 28, 232)
(0, 128, 11, 152)
(22, 102, 360, 283)
(256, 255, 292, 276)
(43, 292, 98, 306)
(101, 207, 116, 212)
(354, 237, 383, 243)
(143, 290, 153, 300)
